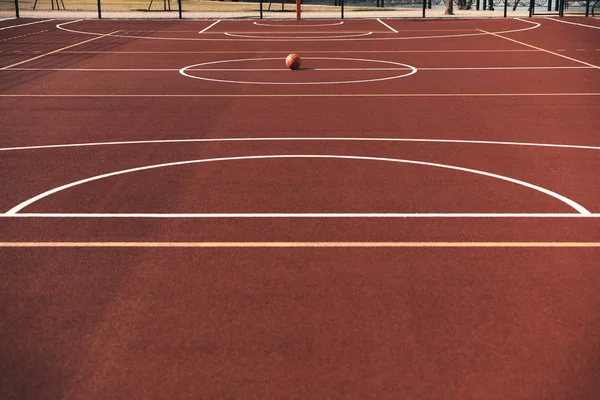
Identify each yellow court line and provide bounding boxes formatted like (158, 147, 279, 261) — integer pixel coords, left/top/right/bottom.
(1, 93, 599, 98)
(0, 30, 48, 43)
(0, 242, 599, 248)
(477, 29, 600, 69)
(0, 29, 120, 71)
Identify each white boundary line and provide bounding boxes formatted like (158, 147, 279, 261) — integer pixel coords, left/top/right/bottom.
(0, 19, 53, 31)
(0, 26, 120, 71)
(1, 93, 598, 98)
(198, 20, 220, 34)
(545, 17, 600, 30)
(377, 18, 398, 34)
(1, 66, 593, 73)
(478, 26, 600, 69)
(3, 213, 598, 218)
(4, 154, 591, 216)
(2, 137, 599, 153)
(54, 19, 541, 42)
(178, 57, 417, 85)
(2, 241, 599, 247)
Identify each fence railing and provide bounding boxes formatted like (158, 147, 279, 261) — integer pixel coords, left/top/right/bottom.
(0, 0, 594, 18)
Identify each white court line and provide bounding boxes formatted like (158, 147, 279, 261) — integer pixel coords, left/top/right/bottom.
(0, 19, 53, 31)
(1, 93, 598, 98)
(478, 27, 600, 69)
(179, 57, 417, 85)
(2, 241, 599, 248)
(420, 66, 593, 70)
(1, 67, 413, 72)
(2, 137, 599, 153)
(199, 20, 220, 34)
(0, 26, 120, 71)
(377, 18, 398, 34)
(4, 154, 591, 216)
(223, 32, 373, 39)
(55, 19, 540, 42)
(253, 21, 344, 27)
(546, 17, 600, 30)
(4, 213, 599, 218)
(2, 66, 592, 73)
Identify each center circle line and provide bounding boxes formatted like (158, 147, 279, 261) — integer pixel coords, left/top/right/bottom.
(179, 57, 418, 85)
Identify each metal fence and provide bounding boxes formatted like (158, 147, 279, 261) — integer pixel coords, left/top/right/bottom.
(0, 0, 595, 18)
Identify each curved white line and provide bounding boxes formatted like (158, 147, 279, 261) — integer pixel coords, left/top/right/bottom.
(2, 137, 599, 152)
(253, 21, 344, 27)
(55, 19, 540, 42)
(224, 32, 373, 39)
(179, 57, 417, 85)
(5, 154, 590, 215)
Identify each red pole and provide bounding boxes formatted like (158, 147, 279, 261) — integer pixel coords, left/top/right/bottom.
(296, 0, 301, 20)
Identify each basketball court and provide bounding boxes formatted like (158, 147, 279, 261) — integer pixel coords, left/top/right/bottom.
(1, 15, 599, 398)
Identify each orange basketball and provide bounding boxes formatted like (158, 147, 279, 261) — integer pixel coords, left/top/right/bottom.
(285, 54, 301, 70)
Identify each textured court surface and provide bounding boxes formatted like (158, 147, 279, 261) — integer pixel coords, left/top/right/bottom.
(1, 16, 600, 399)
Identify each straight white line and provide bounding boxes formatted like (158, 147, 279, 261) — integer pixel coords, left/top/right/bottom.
(1, 67, 413, 72)
(546, 17, 600, 30)
(1, 241, 599, 248)
(1, 66, 593, 72)
(0, 19, 53, 31)
(377, 18, 398, 33)
(477, 28, 600, 69)
(2, 137, 599, 153)
(50, 50, 541, 54)
(1, 93, 599, 98)
(420, 66, 593, 70)
(3, 213, 599, 218)
(0, 28, 120, 71)
(199, 20, 220, 34)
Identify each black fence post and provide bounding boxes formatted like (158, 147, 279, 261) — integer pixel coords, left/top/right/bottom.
(422, 0, 426, 17)
(559, 0, 564, 15)
(259, 0, 263, 19)
(503, 0, 508, 16)
(529, 0, 533, 15)
(341, 0, 344, 19)
(14, 0, 20, 17)
(178, 0, 182, 18)
(97, 0, 102, 18)
(585, 0, 590, 15)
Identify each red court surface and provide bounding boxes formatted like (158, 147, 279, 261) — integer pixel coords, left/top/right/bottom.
(1, 16, 600, 399)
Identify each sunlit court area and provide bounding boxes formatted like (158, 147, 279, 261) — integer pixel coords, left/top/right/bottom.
(1, 2, 599, 398)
